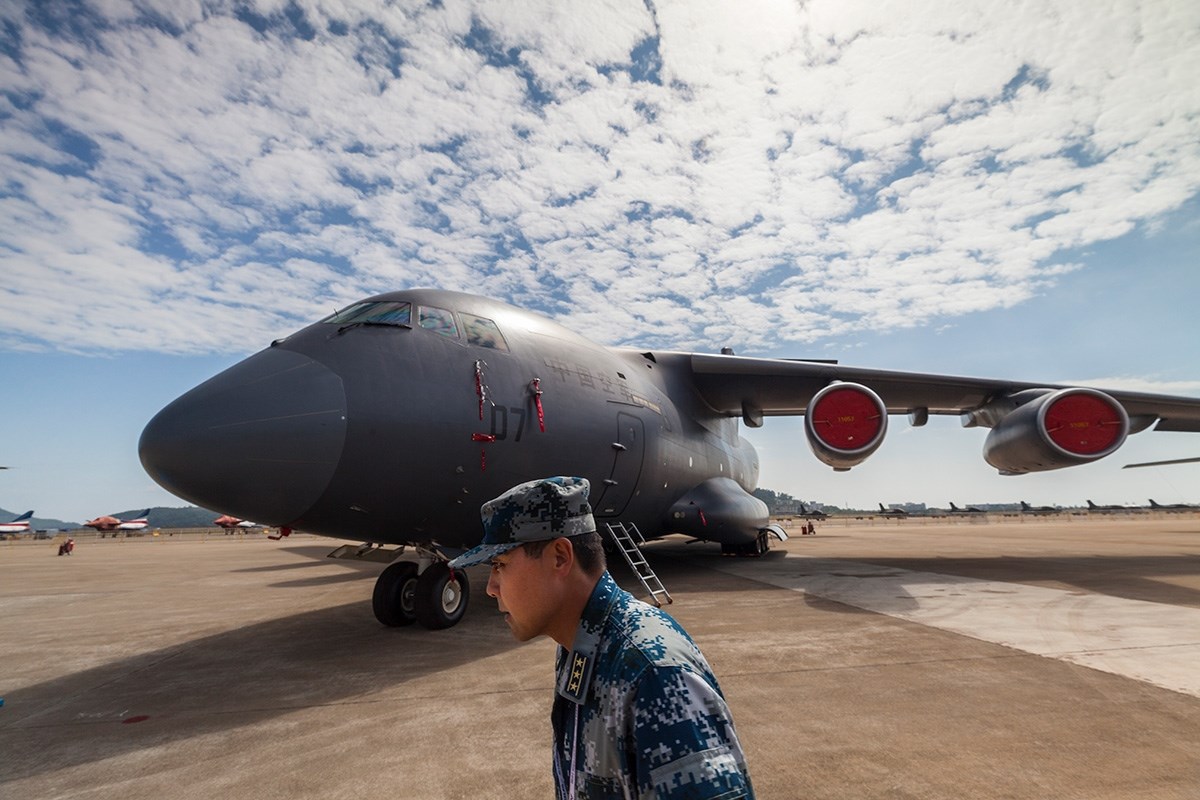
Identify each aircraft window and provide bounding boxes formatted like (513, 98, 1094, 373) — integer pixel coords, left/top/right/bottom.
(462, 313, 508, 351)
(418, 305, 459, 338)
(322, 301, 412, 326)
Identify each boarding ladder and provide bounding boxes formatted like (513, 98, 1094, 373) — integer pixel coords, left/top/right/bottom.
(604, 522, 672, 607)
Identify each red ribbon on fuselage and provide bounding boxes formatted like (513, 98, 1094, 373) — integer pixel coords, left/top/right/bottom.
(531, 377, 545, 432)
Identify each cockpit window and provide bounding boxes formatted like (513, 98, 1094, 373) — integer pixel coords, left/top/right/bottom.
(322, 301, 412, 326)
(418, 305, 458, 338)
(462, 313, 508, 351)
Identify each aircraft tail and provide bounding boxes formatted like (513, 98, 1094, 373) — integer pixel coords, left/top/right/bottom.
(950, 502, 960, 511)
(10, 510, 34, 522)
(879, 503, 886, 512)
(1020, 501, 1030, 511)
(1087, 500, 1098, 509)
(1149, 499, 1161, 509)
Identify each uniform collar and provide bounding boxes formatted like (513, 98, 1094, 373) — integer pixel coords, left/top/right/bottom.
(556, 571, 619, 704)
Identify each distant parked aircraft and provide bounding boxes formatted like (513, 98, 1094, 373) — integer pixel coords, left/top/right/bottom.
(214, 515, 261, 528)
(0, 510, 34, 534)
(1147, 499, 1200, 511)
(1019, 501, 1060, 515)
(83, 509, 151, 531)
(949, 502, 984, 514)
(1086, 500, 1138, 513)
(878, 503, 909, 516)
(797, 503, 829, 520)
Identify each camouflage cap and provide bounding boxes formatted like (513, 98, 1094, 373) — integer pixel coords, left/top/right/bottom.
(448, 476, 596, 569)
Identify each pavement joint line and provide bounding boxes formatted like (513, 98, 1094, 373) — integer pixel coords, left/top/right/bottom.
(719, 651, 1034, 679)
(1045, 642, 1200, 656)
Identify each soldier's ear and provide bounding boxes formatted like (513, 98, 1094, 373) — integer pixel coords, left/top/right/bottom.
(550, 536, 574, 573)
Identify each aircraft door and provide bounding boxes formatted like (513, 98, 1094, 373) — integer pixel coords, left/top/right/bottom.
(593, 412, 645, 517)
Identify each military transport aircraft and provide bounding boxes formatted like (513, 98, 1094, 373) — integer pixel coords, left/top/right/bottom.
(138, 288, 1200, 631)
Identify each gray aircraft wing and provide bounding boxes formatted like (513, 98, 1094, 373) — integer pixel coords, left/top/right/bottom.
(679, 352, 1200, 475)
(686, 353, 1200, 430)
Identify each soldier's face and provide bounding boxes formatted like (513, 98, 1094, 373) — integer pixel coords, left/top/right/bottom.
(486, 546, 558, 641)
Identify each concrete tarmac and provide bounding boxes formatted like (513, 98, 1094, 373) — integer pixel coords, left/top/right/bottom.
(1, 516, 1198, 799)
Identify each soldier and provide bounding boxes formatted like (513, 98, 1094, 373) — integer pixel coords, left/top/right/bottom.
(449, 476, 754, 799)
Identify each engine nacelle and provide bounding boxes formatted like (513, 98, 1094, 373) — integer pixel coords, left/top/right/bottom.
(804, 382, 888, 470)
(983, 388, 1129, 474)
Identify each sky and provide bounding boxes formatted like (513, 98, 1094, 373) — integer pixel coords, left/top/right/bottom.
(2, 0, 1199, 524)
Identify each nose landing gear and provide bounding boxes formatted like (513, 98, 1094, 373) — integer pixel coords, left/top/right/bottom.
(413, 561, 469, 630)
(371, 547, 471, 630)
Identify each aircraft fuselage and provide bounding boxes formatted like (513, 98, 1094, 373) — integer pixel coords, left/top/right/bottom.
(140, 290, 764, 551)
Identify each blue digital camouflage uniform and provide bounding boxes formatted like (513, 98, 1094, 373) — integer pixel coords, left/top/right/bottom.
(552, 571, 754, 800)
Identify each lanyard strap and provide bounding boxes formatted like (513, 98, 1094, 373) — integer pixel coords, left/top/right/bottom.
(555, 702, 581, 800)
(569, 703, 580, 799)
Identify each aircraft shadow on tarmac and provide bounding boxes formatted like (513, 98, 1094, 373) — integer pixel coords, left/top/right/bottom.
(0, 545, 794, 785)
(639, 545, 883, 615)
(645, 540, 1200, 611)
(267, 538, 1200, 616)
(0, 571, 527, 785)
(231, 545, 390, 589)
(230, 545, 382, 574)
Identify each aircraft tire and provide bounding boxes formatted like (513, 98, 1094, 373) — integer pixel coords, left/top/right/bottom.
(372, 561, 419, 627)
(414, 562, 470, 630)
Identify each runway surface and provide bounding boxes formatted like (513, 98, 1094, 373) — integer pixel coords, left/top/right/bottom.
(1, 516, 1198, 799)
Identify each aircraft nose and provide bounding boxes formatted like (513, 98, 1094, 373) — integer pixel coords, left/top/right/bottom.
(139, 348, 347, 525)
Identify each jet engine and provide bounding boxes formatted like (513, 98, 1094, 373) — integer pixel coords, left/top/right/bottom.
(804, 382, 888, 470)
(981, 388, 1129, 474)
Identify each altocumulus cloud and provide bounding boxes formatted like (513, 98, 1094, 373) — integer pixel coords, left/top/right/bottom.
(1, 0, 1197, 354)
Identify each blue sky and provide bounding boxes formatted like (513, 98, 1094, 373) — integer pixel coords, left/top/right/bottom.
(2, 0, 1199, 523)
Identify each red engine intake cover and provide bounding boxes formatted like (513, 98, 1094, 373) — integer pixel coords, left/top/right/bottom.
(808, 385, 886, 452)
(1041, 391, 1126, 456)
(804, 383, 888, 470)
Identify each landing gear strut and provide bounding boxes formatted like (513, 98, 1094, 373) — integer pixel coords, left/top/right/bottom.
(721, 532, 770, 556)
(371, 549, 471, 630)
(720, 525, 788, 556)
